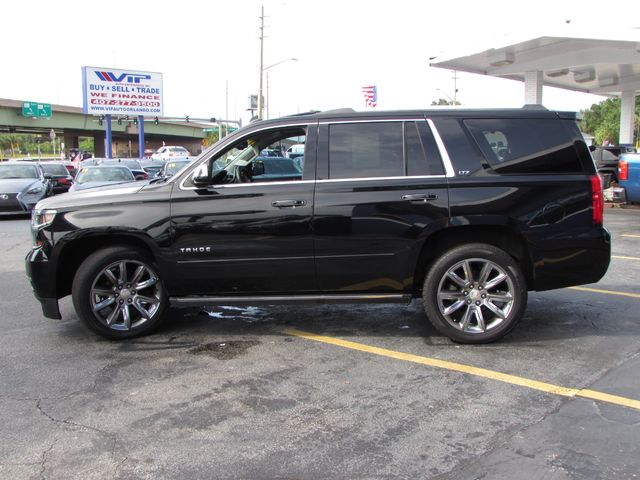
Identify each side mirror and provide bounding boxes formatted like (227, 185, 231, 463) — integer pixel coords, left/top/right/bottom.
(192, 175, 210, 188)
(252, 160, 265, 177)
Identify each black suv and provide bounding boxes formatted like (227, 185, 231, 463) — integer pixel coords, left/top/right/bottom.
(26, 108, 610, 343)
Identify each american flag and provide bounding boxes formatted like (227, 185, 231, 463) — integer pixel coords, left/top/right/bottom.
(362, 85, 378, 108)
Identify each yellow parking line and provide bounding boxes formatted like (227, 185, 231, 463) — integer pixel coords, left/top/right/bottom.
(285, 328, 640, 411)
(569, 286, 640, 299)
(612, 255, 640, 261)
(621, 234, 640, 238)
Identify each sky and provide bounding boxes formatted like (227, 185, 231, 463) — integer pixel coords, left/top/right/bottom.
(2, 0, 638, 125)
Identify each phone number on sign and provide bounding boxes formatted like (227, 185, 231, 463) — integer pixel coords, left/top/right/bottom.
(90, 99, 161, 107)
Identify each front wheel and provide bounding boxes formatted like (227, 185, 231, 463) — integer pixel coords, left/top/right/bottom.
(422, 243, 527, 344)
(72, 246, 168, 339)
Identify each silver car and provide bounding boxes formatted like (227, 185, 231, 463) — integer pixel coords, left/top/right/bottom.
(0, 162, 52, 215)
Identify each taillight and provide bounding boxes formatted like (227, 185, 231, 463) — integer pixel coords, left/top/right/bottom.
(590, 175, 603, 226)
(619, 160, 628, 181)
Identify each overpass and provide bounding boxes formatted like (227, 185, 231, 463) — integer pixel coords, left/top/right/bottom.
(0, 98, 208, 157)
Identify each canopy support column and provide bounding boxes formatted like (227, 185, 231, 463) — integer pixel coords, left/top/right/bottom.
(619, 91, 636, 145)
(524, 71, 543, 105)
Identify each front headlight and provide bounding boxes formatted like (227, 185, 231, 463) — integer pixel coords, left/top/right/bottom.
(26, 187, 43, 195)
(31, 209, 57, 229)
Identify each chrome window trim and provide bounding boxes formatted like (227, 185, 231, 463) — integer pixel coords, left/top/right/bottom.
(316, 174, 446, 184)
(319, 118, 425, 125)
(178, 121, 312, 191)
(426, 118, 456, 178)
(203, 180, 315, 189)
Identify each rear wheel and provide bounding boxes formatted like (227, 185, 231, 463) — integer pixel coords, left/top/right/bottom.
(72, 246, 167, 339)
(422, 243, 527, 344)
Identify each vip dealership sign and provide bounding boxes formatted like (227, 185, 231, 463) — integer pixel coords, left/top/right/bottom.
(82, 66, 164, 116)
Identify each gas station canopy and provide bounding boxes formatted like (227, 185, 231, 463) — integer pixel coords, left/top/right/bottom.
(430, 32, 640, 144)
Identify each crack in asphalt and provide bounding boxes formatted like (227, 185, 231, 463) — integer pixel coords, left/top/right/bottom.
(39, 442, 54, 480)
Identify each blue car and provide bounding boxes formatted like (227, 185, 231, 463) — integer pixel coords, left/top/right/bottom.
(619, 153, 640, 203)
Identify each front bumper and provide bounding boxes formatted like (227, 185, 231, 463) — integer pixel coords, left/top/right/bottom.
(25, 247, 61, 319)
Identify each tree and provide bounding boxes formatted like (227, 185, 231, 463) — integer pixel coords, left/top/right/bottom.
(581, 97, 640, 145)
(431, 98, 461, 106)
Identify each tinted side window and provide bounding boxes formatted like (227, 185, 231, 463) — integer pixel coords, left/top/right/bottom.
(464, 119, 584, 174)
(329, 123, 403, 179)
(406, 121, 445, 176)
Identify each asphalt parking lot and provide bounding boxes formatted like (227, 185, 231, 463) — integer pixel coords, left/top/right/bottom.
(1, 208, 639, 479)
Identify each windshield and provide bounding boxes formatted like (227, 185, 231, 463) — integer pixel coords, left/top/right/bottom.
(0, 164, 39, 179)
(76, 167, 135, 184)
(165, 160, 192, 176)
(40, 164, 69, 175)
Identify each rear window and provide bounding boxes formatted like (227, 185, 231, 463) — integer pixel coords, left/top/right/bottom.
(464, 119, 584, 174)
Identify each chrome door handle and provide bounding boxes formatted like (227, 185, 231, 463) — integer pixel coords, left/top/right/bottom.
(272, 199, 306, 208)
(401, 194, 438, 202)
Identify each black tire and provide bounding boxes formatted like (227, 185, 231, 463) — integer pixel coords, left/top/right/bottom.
(72, 246, 167, 339)
(422, 243, 527, 344)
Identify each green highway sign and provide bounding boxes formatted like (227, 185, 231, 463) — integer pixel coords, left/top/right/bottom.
(22, 101, 52, 118)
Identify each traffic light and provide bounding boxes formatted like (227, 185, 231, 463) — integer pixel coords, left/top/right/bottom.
(154, 117, 159, 125)
(117, 117, 122, 125)
(186, 116, 190, 123)
(210, 117, 216, 123)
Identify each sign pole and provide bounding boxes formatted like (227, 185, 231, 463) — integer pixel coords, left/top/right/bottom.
(105, 114, 113, 159)
(138, 115, 145, 159)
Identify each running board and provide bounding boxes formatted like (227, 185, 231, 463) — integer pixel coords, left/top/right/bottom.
(170, 293, 412, 307)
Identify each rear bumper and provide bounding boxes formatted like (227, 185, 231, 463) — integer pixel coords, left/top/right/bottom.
(25, 247, 61, 319)
(531, 227, 611, 291)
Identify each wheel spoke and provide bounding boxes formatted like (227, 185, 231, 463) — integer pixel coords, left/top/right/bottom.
(439, 291, 465, 300)
(485, 300, 506, 319)
(462, 261, 474, 285)
(118, 261, 127, 284)
(122, 305, 131, 329)
(104, 269, 118, 286)
(474, 307, 486, 332)
(443, 300, 466, 316)
(484, 273, 507, 290)
(105, 306, 120, 326)
(136, 277, 158, 290)
(488, 292, 513, 303)
(459, 305, 474, 331)
(92, 288, 114, 297)
(132, 301, 151, 320)
(130, 265, 146, 286)
(93, 296, 115, 312)
(478, 262, 492, 286)
(446, 271, 467, 289)
(135, 295, 159, 306)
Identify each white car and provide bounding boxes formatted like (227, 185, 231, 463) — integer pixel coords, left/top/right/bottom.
(285, 144, 305, 159)
(150, 146, 191, 161)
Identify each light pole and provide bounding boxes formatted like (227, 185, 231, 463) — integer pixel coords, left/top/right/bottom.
(263, 58, 298, 119)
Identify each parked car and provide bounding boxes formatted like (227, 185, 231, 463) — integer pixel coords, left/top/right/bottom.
(97, 158, 149, 180)
(285, 143, 305, 159)
(39, 162, 74, 194)
(618, 153, 640, 203)
(591, 145, 636, 187)
(27, 107, 610, 343)
(0, 162, 52, 214)
(158, 158, 192, 178)
(140, 159, 166, 178)
(150, 146, 190, 161)
(69, 166, 136, 192)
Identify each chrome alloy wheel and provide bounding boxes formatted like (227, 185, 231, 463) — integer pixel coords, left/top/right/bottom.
(89, 260, 163, 331)
(436, 258, 515, 334)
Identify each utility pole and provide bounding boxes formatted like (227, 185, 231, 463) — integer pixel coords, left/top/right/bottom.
(257, 6, 265, 120)
(452, 70, 459, 104)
